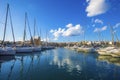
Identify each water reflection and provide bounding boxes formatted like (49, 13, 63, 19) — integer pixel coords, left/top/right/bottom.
(0, 53, 42, 80)
(15, 53, 41, 80)
(45, 48, 120, 80)
(0, 48, 120, 80)
(0, 56, 15, 63)
(97, 55, 120, 79)
(48, 48, 82, 73)
(0, 56, 15, 80)
(97, 55, 120, 66)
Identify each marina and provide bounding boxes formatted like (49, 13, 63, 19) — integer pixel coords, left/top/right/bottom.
(0, 3, 120, 57)
(0, 0, 120, 80)
(0, 4, 49, 55)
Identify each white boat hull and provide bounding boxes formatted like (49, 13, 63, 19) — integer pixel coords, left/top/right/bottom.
(97, 51, 111, 56)
(16, 47, 33, 53)
(77, 47, 96, 53)
(0, 47, 16, 56)
(97, 47, 120, 56)
(33, 47, 41, 52)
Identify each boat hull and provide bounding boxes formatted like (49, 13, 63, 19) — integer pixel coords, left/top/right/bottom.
(16, 47, 33, 53)
(33, 47, 41, 52)
(0, 47, 16, 56)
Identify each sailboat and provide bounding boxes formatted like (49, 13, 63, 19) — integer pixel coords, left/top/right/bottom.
(32, 19, 41, 52)
(16, 13, 33, 53)
(96, 26, 120, 55)
(0, 4, 16, 56)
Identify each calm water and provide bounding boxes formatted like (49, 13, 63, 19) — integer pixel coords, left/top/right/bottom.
(0, 48, 120, 80)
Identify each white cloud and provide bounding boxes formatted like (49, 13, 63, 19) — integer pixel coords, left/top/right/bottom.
(94, 19, 103, 24)
(66, 23, 73, 28)
(86, 0, 109, 17)
(50, 23, 84, 40)
(50, 29, 54, 33)
(62, 24, 84, 37)
(94, 26, 107, 32)
(113, 23, 120, 29)
(50, 28, 65, 40)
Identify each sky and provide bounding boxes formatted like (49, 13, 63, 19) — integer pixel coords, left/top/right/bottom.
(0, 0, 120, 42)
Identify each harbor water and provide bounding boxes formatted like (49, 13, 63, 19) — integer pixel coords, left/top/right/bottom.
(0, 48, 120, 80)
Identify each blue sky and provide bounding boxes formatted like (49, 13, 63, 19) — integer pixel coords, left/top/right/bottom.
(0, 0, 120, 42)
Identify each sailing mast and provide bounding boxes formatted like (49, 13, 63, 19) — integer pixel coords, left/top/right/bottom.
(2, 4, 9, 46)
(33, 19, 41, 46)
(9, 5, 16, 46)
(110, 26, 114, 46)
(2, 3, 15, 47)
(46, 30, 48, 47)
(23, 12, 27, 46)
(39, 27, 41, 45)
(26, 14, 34, 46)
(0, 4, 16, 56)
(97, 32, 101, 42)
(83, 28, 86, 45)
(33, 19, 36, 46)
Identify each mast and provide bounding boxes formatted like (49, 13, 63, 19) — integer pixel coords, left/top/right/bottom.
(33, 19, 40, 46)
(39, 28, 41, 39)
(23, 12, 27, 45)
(83, 28, 86, 45)
(2, 4, 9, 46)
(9, 6, 16, 46)
(46, 30, 48, 47)
(39, 27, 41, 44)
(34, 19, 36, 40)
(97, 32, 101, 42)
(26, 15, 34, 46)
(33, 18, 36, 46)
(114, 33, 119, 42)
(114, 33, 119, 47)
(110, 26, 114, 46)
(36, 21, 41, 46)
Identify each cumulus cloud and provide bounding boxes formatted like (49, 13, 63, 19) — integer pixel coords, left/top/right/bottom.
(50, 28, 65, 40)
(113, 23, 120, 29)
(50, 23, 84, 40)
(66, 23, 73, 28)
(94, 26, 107, 32)
(94, 19, 103, 24)
(86, 0, 109, 17)
(62, 24, 84, 37)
